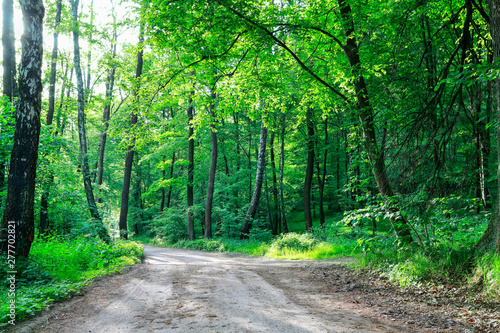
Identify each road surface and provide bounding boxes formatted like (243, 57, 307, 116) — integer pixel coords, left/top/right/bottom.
(15, 246, 417, 333)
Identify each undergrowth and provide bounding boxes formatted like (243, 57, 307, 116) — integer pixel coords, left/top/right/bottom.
(0, 236, 143, 327)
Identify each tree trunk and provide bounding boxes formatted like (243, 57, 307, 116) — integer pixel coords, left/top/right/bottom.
(85, 0, 93, 102)
(315, 118, 328, 228)
(96, 26, 117, 203)
(0, 0, 17, 205)
(204, 92, 218, 239)
(338, 0, 413, 243)
(476, 0, 500, 252)
(46, 0, 62, 127)
(119, 24, 144, 240)
(187, 91, 195, 240)
(241, 118, 268, 238)
(269, 131, 279, 235)
(166, 151, 175, 209)
(279, 114, 288, 233)
(70, 0, 109, 243)
(39, 0, 62, 236)
(160, 162, 166, 212)
(304, 109, 315, 231)
(0, 0, 44, 256)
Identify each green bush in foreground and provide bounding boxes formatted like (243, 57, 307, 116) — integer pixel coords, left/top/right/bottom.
(0, 237, 143, 327)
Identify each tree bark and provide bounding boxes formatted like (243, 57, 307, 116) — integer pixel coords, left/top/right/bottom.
(241, 118, 268, 238)
(304, 109, 315, 231)
(70, 0, 110, 243)
(476, 0, 500, 252)
(39, 0, 62, 236)
(187, 91, 195, 240)
(0, 0, 44, 256)
(204, 92, 218, 239)
(119, 24, 144, 239)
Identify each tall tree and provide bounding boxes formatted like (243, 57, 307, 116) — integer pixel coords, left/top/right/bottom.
(476, 0, 500, 252)
(119, 23, 144, 239)
(70, 0, 110, 243)
(204, 91, 218, 239)
(315, 117, 328, 228)
(186, 91, 195, 240)
(241, 117, 268, 238)
(0, 0, 44, 256)
(304, 108, 315, 231)
(279, 114, 288, 234)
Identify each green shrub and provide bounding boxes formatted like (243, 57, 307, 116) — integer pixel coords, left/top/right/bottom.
(270, 233, 319, 252)
(173, 239, 227, 252)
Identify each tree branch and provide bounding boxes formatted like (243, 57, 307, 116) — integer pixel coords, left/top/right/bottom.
(213, 0, 349, 102)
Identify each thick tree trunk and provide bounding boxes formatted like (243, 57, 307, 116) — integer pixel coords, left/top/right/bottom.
(338, 0, 413, 243)
(187, 91, 195, 240)
(119, 25, 144, 239)
(204, 93, 218, 239)
(0, 0, 17, 205)
(241, 118, 268, 238)
(279, 114, 288, 233)
(40, 0, 62, 235)
(70, 0, 109, 243)
(476, 0, 500, 252)
(304, 109, 315, 231)
(0, 0, 44, 256)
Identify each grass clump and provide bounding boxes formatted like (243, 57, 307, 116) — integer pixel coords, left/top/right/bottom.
(0, 236, 143, 326)
(266, 232, 359, 259)
(358, 242, 475, 287)
(270, 233, 319, 252)
(472, 252, 500, 299)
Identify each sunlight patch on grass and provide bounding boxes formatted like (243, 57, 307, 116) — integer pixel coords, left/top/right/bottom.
(266, 241, 359, 260)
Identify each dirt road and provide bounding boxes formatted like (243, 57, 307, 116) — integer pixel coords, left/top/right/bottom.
(13, 246, 467, 333)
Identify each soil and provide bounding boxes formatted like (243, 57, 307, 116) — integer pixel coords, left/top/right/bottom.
(10, 245, 500, 333)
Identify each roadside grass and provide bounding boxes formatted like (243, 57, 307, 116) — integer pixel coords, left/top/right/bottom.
(0, 237, 143, 327)
(472, 252, 500, 299)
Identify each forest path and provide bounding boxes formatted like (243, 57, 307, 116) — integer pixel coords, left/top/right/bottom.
(14, 246, 465, 333)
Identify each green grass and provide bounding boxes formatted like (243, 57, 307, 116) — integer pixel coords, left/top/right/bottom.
(0, 236, 143, 327)
(473, 252, 500, 299)
(266, 238, 360, 260)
